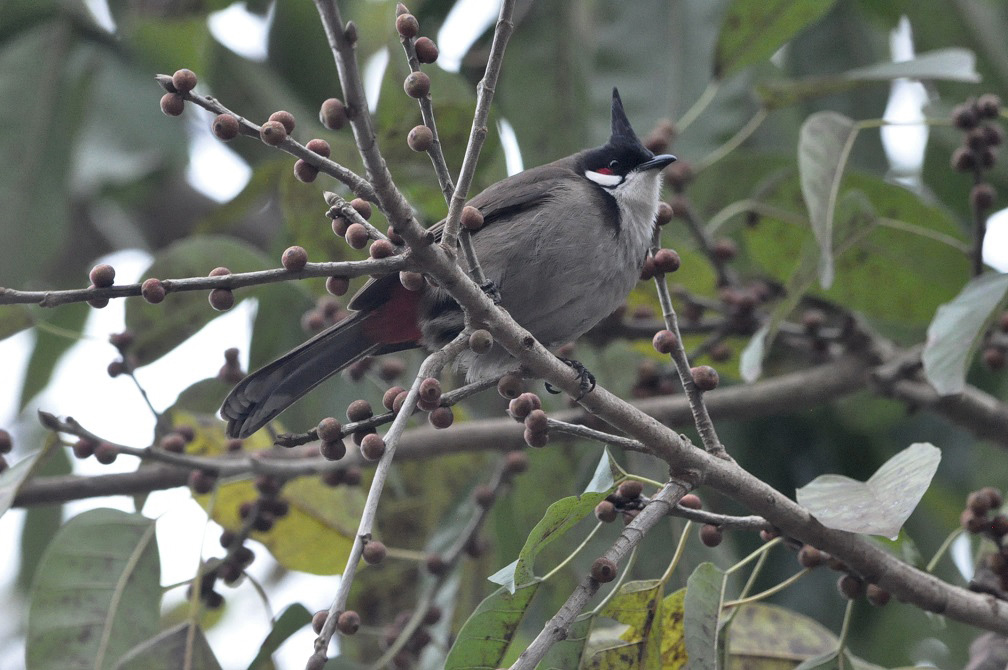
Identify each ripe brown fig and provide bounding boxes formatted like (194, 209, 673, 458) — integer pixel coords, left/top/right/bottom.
(469, 329, 493, 353)
(404, 71, 431, 98)
(320, 98, 347, 130)
(171, 68, 197, 94)
(362, 540, 387, 564)
(345, 223, 369, 249)
(89, 264, 115, 288)
(360, 433, 386, 461)
(350, 198, 372, 220)
(691, 365, 719, 391)
(281, 246, 308, 271)
(317, 417, 343, 442)
(594, 500, 618, 523)
(461, 205, 484, 231)
(293, 159, 319, 183)
(337, 610, 361, 635)
(699, 524, 722, 547)
(268, 110, 295, 134)
(209, 289, 235, 311)
(395, 13, 419, 39)
(414, 37, 439, 64)
(652, 329, 677, 354)
(212, 114, 239, 141)
(326, 276, 350, 296)
(160, 93, 184, 116)
(306, 138, 331, 157)
(590, 557, 618, 583)
(259, 120, 287, 146)
(407, 124, 433, 152)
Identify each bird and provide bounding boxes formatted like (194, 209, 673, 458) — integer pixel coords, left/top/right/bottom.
(221, 88, 676, 438)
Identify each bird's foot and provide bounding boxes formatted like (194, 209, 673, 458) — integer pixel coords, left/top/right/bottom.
(545, 358, 596, 401)
(480, 281, 502, 305)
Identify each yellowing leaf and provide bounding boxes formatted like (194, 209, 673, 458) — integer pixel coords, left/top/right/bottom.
(176, 411, 364, 574)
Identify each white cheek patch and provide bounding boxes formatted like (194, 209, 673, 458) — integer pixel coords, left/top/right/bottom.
(585, 170, 623, 188)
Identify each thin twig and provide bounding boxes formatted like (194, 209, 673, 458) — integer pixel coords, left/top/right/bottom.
(312, 333, 470, 665)
(397, 27, 455, 201)
(323, 191, 389, 242)
(369, 454, 513, 669)
(668, 505, 770, 531)
(439, 0, 516, 252)
(544, 417, 650, 455)
(651, 230, 726, 456)
(155, 74, 377, 203)
(509, 482, 687, 670)
(0, 256, 410, 307)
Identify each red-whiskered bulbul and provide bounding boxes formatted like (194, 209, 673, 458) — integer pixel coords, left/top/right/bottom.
(221, 88, 676, 438)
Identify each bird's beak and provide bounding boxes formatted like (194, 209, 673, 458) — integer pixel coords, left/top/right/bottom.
(636, 154, 677, 172)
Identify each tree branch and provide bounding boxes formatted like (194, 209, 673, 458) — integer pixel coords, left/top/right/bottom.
(0, 256, 409, 307)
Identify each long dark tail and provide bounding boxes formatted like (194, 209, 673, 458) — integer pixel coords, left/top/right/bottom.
(220, 312, 381, 438)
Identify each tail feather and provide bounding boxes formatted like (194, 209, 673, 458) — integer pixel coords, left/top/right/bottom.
(221, 312, 379, 438)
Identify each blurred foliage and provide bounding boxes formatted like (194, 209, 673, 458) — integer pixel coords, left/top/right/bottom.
(3, 0, 1008, 668)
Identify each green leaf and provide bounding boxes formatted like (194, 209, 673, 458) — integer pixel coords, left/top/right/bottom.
(17, 432, 69, 592)
(247, 604, 313, 670)
(794, 650, 840, 670)
(797, 111, 857, 289)
(125, 235, 272, 366)
(0, 305, 33, 338)
(114, 623, 221, 670)
(922, 273, 1008, 395)
(444, 582, 539, 670)
(491, 488, 614, 593)
(584, 448, 625, 494)
(0, 23, 86, 289)
(741, 189, 876, 381)
(127, 16, 210, 77)
(739, 324, 769, 383)
(247, 267, 317, 371)
(0, 436, 60, 519)
(26, 509, 161, 670)
(757, 48, 982, 108)
(20, 302, 89, 410)
(175, 412, 361, 574)
(714, 0, 837, 78)
(584, 579, 665, 669)
(726, 603, 836, 663)
(843, 48, 980, 83)
(657, 589, 688, 668)
(683, 562, 726, 670)
(796, 442, 941, 539)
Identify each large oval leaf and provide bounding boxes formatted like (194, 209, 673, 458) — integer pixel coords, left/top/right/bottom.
(684, 562, 726, 670)
(797, 112, 857, 289)
(585, 579, 666, 669)
(175, 412, 362, 574)
(796, 442, 941, 539)
(714, 0, 837, 78)
(114, 623, 221, 670)
(443, 582, 539, 670)
(26, 508, 160, 670)
(922, 272, 1008, 396)
(125, 235, 274, 366)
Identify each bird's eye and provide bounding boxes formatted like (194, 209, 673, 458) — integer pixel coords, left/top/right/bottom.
(608, 160, 619, 170)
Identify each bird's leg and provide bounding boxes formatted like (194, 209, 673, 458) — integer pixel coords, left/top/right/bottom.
(545, 358, 596, 400)
(479, 281, 502, 304)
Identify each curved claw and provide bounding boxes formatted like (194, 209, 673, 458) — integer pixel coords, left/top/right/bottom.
(545, 358, 596, 400)
(480, 280, 502, 305)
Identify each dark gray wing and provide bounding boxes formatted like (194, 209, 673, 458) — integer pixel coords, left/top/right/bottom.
(347, 158, 581, 312)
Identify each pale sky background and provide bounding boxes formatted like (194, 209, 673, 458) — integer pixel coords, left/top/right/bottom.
(1, 5, 1006, 669)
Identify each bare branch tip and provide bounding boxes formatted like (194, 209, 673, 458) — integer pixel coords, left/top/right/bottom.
(37, 410, 61, 431)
